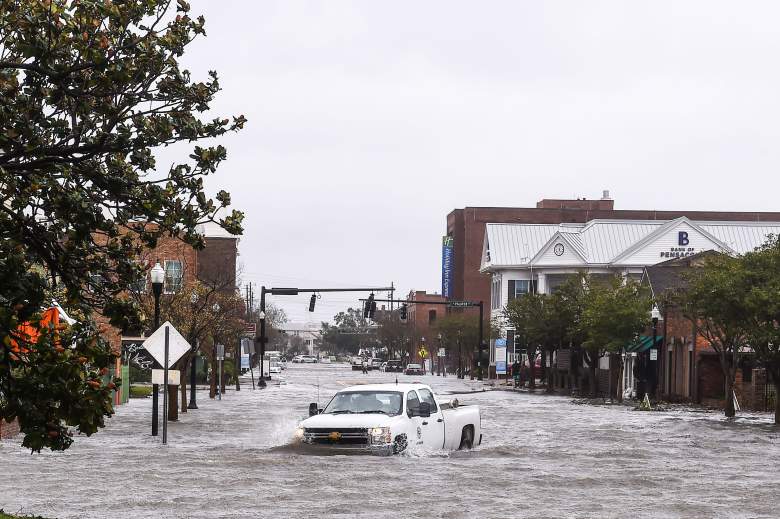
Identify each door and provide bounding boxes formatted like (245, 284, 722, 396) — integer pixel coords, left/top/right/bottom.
(417, 388, 445, 450)
(405, 390, 425, 447)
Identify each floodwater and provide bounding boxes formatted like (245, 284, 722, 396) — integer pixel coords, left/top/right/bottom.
(1, 364, 779, 519)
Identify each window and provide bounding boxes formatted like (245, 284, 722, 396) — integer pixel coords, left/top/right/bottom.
(417, 388, 438, 413)
(406, 390, 420, 417)
(507, 279, 538, 302)
(164, 260, 183, 293)
(428, 310, 437, 325)
(491, 275, 502, 309)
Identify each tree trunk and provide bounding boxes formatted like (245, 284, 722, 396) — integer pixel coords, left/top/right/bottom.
(528, 348, 536, 390)
(590, 364, 598, 398)
(774, 378, 780, 425)
(724, 374, 736, 418)
(180, 374, 187, 413)
(168, 385, 178, 421)
(616, 356, 624, 403)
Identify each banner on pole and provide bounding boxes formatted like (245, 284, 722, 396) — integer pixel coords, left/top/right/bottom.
(495, 338, 507, 375)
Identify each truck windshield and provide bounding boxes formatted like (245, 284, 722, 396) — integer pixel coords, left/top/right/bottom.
(323, 391, 403, 416)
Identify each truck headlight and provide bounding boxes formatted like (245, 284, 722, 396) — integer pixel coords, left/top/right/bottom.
(369, 427, 391, 444)
(294, 427, 305, 440)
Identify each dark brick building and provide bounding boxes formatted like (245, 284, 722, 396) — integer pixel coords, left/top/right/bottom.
(446, 192, 780, 319)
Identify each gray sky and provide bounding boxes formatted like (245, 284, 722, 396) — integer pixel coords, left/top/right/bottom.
(164, 1, 780, 323)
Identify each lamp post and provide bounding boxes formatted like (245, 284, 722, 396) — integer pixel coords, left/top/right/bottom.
(437, 333, 443, 376)
(187, 292, 199, 410)
(457, 330, 463, 379)
(150, 261, 165, 436)
(257, 309, 267, 389)
(650, 305, 662, 400)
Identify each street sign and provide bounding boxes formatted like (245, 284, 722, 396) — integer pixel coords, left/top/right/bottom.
(152, 369, 181, 385)
(437, 348, 446, 357)
(447, 301, 475, 308)
(650, 349, 658, 361)
(216, 344, 225, 361)
(142, 322, 190, 368)
(495, 339, 507, 375)
(243, 322, 256, 337)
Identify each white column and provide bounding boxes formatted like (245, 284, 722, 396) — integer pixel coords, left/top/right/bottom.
(536, 273, 546, 294)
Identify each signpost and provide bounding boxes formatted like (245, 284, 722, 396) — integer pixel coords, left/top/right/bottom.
(216, 344, 225, 401)
(141, 322, 190, 445)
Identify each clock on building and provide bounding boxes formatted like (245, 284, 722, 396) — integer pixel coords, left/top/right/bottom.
(554, 243, 565, 256)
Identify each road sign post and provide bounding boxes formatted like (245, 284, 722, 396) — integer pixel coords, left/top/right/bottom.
(216, 344, 225, 401)
(162, 326, 169, 445)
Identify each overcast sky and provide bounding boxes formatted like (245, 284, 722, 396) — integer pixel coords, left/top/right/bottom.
(162, 1, 780, 323)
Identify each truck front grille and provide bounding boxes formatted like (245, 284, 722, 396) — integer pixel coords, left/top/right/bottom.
(303, 427, 369, 445)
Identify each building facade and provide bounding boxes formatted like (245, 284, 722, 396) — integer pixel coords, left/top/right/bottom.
(480, 216, 780, 393)
(446, 193, 780, 321)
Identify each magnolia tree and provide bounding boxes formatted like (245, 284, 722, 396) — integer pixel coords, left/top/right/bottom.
(0, 0, 244, 451)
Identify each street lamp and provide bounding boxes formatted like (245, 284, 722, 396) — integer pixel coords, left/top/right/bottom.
(650, 305, 663, 400)
(257, 310, 267, 388)
(436, 333, 443, 377)
(186, 293, 200, 410)
(457, 330, 463, 379)
(150, 261, 165, 437)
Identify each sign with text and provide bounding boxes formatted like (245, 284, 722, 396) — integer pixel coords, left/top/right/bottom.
(441, 236, 454, 298)
(495, 339, 507, 375)
(650, 349, 658, 361)
(243, 322, 256, 337)
(437, 348, 446, 357)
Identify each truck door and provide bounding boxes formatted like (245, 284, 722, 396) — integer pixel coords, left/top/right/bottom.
(417, 388, 445, 450)
(405, 390, 425, 447)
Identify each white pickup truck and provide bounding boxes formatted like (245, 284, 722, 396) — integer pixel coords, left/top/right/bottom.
(294, 383, 482, 454)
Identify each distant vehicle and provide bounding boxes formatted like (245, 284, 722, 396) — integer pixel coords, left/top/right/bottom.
(295, 383, 482, 454)
(370, 358, 383, 370)
(384, 360, 403, 373)
(291, 355, 302, 363)
(379, 362, 388, 372)
(269, 364, 282, 374)
(301, 355, 317, 363)
(352, 357, 368, 371)
(404, 363, 424, 375)
(320, 356, 332, 364)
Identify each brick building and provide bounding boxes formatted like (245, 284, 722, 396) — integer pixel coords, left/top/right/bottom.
(446, 192, 780, 321)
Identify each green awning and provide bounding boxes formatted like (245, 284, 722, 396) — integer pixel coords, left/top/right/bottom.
(625, 335, 663, 353)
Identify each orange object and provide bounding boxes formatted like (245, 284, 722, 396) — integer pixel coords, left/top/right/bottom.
(10, 307, 61, 354)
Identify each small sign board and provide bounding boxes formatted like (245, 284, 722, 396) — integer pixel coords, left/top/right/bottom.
(241, 354, 249, 369)
(243, 322, 256, 337)
(142, 322, 191, 368)
(152, 369, 181, 385)
(437, 348, 446, 357)
(447, 301, 474, 308)
(650, 349, 658, 361)
(216, 344, 225, 361)
(495, 339, 507, 375)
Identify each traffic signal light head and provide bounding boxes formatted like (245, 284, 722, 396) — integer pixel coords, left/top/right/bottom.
(309, 294, 316, 312)
(363, 298, 371, 318)
(367, 293, 377, 319)
(399, 304, 407, 321)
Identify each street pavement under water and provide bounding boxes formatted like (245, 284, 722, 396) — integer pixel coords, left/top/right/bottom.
(1, 363, 779, 519)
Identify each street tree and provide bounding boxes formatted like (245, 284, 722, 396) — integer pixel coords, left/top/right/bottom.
(504, 292, 548, 389)
(321, 308, 377, 355)
(581, 275, 650, 400)
(676, 255, 751, 418)
(432, 312, 486, 375)
(0, 0, 244, 450)
(740, 236, 780, 423)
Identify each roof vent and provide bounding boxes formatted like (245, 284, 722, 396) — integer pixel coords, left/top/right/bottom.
(602, 190, 611, 200)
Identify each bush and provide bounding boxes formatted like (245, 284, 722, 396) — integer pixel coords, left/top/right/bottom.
(129, 385, 153, 398)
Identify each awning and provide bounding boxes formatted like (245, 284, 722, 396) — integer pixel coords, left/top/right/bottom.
(625, 335, 663, 353)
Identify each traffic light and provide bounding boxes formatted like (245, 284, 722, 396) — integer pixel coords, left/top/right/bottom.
(308, 294, 316, 312)
(478, 341, 489, 367)
(363, 298, 371, 318)
(367, 293, 377, 319)
(399, 304, 407, 321)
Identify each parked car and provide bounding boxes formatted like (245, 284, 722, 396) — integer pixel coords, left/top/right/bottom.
(370, 358, 383, 370)
(269, 364, 282, 374)
(404, 363, 424, 375)
(292, 355, 304, 363)
(295, 383, 482, 454)
(352, 356, 368, 371)
(384, 360, 403, 373)
(302, 355, 318, 363)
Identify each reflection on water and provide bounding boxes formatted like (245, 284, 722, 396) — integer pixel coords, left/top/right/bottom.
(1, 363, 778, 519)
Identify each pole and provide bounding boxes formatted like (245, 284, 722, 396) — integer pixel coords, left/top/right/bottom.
(478, 301, 484, 381)
(258, 286, 267, 388)
(162, 325, 169, 445)
(187, 339, 198, 409)
(652, 318, 658, 400)
(249, 340, 256, 390)
(151, 286, 161, 436)
(218, 357, 223, 401)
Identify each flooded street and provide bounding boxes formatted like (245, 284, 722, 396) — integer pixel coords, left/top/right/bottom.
(2, 363, 779, 519)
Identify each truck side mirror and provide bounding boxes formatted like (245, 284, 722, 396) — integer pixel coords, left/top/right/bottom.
(309, 402, 318, 416)
(418, 402, 431, 418)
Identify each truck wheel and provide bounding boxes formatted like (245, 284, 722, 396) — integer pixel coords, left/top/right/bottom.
(393, 434, 408, 454)
(458, 426, 474, 450)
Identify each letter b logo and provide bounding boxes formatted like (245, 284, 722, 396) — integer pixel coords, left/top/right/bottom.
(678, 231, 689, 246)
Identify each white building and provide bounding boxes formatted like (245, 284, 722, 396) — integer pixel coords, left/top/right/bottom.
(480, 216, 780, 370)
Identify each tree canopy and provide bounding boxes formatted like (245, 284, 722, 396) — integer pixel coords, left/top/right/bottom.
(0, 0, 244, 451)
